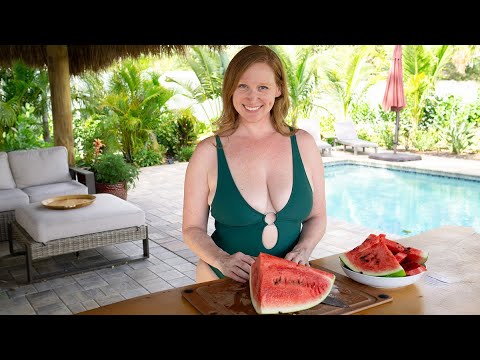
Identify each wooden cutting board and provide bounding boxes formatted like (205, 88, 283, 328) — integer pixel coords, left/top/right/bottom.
(181, 264, 393, 315)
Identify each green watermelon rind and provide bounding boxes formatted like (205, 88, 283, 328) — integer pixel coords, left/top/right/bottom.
(339, 255, 406, 277)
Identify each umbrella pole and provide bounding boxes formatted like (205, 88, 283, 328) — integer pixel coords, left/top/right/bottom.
(394, 110, 400, 154)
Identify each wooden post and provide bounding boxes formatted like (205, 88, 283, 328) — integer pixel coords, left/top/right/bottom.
(46, 45, 75, 166)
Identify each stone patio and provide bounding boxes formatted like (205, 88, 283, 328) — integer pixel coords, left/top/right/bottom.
(1, 146, 478, 315)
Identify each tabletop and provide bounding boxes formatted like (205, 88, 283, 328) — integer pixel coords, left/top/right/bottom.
(79, 225, 480, 315)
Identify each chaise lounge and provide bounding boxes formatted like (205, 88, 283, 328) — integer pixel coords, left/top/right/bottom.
(297, 119, 332, 156)
(334, 121, 378, 155)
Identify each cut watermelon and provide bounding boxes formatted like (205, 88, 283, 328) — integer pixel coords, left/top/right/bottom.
(380, 236, 405, 255)
(249, 253, 335, 314)
(339, 238, 406, 277)
(394, 251, 408, 263)
(402, 247, 429, 264)
(402, 262, 427, 276)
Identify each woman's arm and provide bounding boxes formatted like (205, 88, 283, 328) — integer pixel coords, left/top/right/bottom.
(182, 138, 254, 282)
(285, 129, 327, 265)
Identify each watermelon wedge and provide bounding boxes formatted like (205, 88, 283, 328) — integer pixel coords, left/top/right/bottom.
(339, 237, 406, 277)
(249, 253, 335, 314)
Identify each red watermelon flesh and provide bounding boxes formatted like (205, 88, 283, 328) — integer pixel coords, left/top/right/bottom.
(402, 262, 427, 276)
(381, 236, 406, 255)
(340, 239, 406, 277)
(402, 247, 428, 264)
(249, 253, 335, 314)
(394, 251, 408, 263)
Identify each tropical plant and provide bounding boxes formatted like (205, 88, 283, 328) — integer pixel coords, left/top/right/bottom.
(403, 45, 453, 136)
(440, 114, 476, 154)
(0, 61, 50, 150)
(165, 46, 229, 124)
(95, 59, 174, 162)
(320, 46, 376, 122)
(90, 152, 140, 190)
(269, 45, 320, 127)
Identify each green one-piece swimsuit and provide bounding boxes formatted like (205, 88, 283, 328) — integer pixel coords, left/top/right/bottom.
(209, 134, 313, 278)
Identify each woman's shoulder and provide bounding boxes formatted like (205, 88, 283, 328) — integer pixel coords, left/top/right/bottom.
(187, 136, 217, 173)
(294, 128, 316, 145)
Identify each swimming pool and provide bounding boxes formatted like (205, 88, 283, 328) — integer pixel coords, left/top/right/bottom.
(324, 163, 480, 236)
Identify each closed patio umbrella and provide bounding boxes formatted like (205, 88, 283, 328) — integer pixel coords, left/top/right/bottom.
(382, 45, 406, 155)
(369, 45, 420, 162)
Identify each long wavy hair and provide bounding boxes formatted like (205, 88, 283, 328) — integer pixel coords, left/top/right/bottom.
(214, 45, 295, 137)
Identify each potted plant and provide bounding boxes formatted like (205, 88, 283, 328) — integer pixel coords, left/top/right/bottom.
(90, 144, 140, 200)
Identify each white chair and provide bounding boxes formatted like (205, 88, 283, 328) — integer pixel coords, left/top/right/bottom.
(297, 119, 332, 156)
(333, 122, 378, 155)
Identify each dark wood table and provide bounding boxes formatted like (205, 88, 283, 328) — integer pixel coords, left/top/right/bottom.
(79, 226, 480, 315)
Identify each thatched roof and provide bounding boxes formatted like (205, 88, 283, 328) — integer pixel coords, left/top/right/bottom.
(0, 45, 225, 75)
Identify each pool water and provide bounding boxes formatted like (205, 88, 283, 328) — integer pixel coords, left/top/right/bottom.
(324, 164, 480, 236)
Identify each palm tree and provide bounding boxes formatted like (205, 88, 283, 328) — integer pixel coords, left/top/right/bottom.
(165, 46, 229, 123)
(270, 45, 320, 127)
(98, 59, 174, 162)
(403, 45, 452, 137)
(320, 46, 376, 123)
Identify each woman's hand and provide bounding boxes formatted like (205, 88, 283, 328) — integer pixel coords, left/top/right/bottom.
(217, 252, 256, 283)
(285, 248, 311, 266)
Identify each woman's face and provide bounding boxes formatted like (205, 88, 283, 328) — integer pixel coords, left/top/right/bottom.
(232, 62, 281, 125)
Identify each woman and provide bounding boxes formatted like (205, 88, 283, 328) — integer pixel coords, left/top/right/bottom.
(182, 45, 327, 283)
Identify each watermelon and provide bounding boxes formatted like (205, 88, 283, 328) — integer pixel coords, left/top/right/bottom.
(402, 261, 427, 276)
(402, 247, 428, 264)
(380, 235, 405, 255)
(340, 233, 429, 278)
(249, 253, 335, 314)
(339, 236, 406, 277)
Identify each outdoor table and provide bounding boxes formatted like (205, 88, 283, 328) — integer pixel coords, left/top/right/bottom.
(78, 226, 480, 315)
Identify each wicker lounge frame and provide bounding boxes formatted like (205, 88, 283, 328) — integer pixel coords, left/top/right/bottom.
(0, 210, 15, 244)
(9, 221, 149, 283)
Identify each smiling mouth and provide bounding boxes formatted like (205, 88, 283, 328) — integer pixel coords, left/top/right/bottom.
(244, 105, 262, 111)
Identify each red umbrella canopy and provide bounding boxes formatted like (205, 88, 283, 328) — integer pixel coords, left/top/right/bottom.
(382, 45, 406, 112)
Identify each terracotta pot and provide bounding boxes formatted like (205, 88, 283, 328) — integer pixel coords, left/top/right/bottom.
(95, 181, 127, 200)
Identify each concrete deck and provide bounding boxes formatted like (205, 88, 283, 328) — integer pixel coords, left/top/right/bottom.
(1, 147, 478, 314)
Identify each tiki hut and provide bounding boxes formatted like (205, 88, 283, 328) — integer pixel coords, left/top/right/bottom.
(0, 45, 224, 165)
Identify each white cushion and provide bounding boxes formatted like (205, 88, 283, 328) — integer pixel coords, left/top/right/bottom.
(0, 189, 29, 211)
(22, 181, 88, 203)
(15, 193, 145, 243)
(8, 146, 72, 189)
(0, 152, 16, 190)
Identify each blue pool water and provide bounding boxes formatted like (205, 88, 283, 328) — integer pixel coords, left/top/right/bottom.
(324, 164, 480, 236)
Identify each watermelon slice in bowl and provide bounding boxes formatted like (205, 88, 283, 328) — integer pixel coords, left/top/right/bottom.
(339, 234, 428, 289)
(341, 264, 427, 289)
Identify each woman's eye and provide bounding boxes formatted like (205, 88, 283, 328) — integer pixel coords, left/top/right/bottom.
(238, 84, 247, 89)
(259, 86, 269, 90)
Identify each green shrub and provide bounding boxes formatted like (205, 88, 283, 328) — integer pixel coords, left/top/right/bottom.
(90, 153, 140, 190)
(177, 145, 196, 162)
(134, 147, 166, 167)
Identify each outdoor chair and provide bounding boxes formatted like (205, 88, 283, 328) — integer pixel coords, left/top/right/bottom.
(333, 122, 378, 155)
(297, 119, 332, 156)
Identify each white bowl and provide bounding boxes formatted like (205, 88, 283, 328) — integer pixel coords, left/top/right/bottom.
(341, 264, 427, 289)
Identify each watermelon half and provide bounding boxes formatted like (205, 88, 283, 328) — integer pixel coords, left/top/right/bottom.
(249, 253, 335, 314)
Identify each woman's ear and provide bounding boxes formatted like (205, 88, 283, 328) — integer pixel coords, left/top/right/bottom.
(276, 86, 282, 98)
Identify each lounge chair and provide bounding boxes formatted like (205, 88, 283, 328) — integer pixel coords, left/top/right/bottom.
(297, 119, 332, 156)
(333, 122, 378, 155)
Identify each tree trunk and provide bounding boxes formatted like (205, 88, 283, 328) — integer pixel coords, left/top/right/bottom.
(47, 45, 75, 166)
(42, 109, 51, 143)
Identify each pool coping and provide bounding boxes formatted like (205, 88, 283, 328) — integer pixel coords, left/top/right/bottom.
(323, 158, 480, 183)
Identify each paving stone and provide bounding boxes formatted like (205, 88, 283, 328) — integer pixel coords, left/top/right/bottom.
(167, 276, 195, 288)
(36, 302, 72, 315)
(121, 287, 149, 300)
(26, 289, 61, 309)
